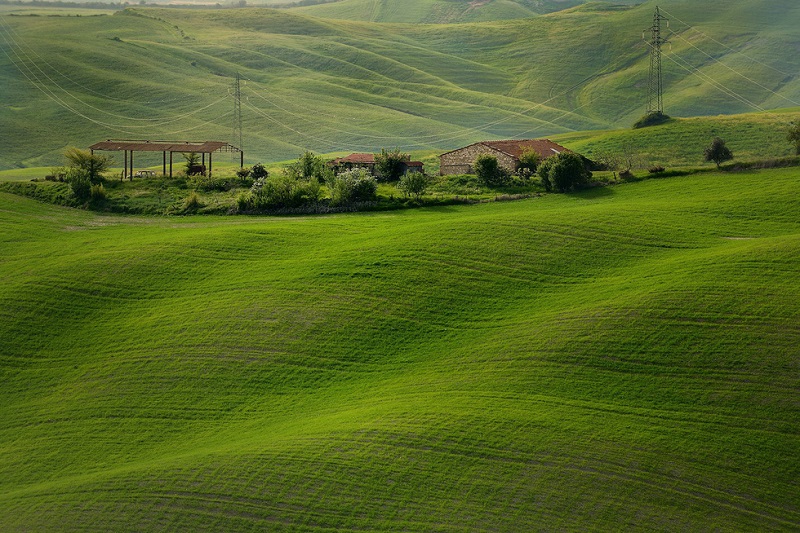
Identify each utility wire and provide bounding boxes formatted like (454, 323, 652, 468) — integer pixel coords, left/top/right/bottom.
(0, 16, 229, 126)
(658, 7, 797, 79)
(667, 29, 800, 108)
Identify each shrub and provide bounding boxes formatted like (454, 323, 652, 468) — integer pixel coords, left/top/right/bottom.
(65, 168, 91, 200)
(250, 163, 268, 180)
(787, 122, 800, 155)
(89, 183, 107, 202)
(64, 147, 113, 184)
(538, 153, 591, 192)
(240, 172, 322, 210)
(236, 167, 252, 179)
(648, 165, 665, 174)
(633, 111, 670, 129)
(375, 148, 410, 182)
(183, 191, 203, 211)
(474, 154, 510, 186)
(397, 172, 429, 200)
(328, 168, 377, 206)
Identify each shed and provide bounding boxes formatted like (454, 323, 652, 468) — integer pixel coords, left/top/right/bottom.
(89, 139, 243, 179)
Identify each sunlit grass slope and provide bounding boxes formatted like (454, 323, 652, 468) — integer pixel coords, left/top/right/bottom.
(1, 0, 799, 169)
(1, 168, 799, 530)
(553, 108, 800, 168)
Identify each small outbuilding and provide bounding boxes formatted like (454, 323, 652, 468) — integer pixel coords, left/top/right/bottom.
(89, 139, 243, 179)
(439, 139, 570, 176)
(329, 153, 424, 176)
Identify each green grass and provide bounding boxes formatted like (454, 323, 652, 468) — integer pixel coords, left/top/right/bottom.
(1, 0, 799, 170)
(1, 167, 799, 530)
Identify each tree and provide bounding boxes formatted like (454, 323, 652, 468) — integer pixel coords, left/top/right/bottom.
(704, 137, 733, 168)
(184, 152, 202, 175)
(517, 149, 541, 175)
(375, 148, 410, 182)
(787, 122, 800, 155)
(397, 172, 429, 200)
(538, 152, 591, 193)
(474, 154, 509, 186)
(63, 147, 113, 184)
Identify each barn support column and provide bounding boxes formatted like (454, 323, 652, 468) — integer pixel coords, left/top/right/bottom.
(123, 150, 128, 181)
(169, 152, 173, 178)
(209, 153, 212, 178)
(240, 151, 244, 169)
(201, 153, 205, 174)
(130, 151, 134, 181)
(163, 151, 167, 176)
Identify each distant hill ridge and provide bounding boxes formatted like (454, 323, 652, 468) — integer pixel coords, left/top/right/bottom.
(289, 0, 642, 23)
(0, 0, 798, 167)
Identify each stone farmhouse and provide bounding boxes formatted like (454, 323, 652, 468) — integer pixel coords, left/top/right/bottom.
(439, 139, 570, 176)
(329, 153, 424, 176)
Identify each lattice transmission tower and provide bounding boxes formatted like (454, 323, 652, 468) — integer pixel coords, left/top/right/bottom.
(645, 6, 669, 115)
(232, 72, 243, 159)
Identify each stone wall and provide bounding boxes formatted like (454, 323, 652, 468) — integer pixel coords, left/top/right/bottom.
(439, 144, 518, 176)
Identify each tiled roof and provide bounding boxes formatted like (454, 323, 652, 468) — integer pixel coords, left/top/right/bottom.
(480, 139, 569, 159)
(330, 153, 376, 164)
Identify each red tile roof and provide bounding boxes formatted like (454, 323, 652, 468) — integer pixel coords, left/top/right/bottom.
(330, 153, 376, 165)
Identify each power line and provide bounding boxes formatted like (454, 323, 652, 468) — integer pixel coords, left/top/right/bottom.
(658, 7, 797, 79)
(667, 29, 800, 108)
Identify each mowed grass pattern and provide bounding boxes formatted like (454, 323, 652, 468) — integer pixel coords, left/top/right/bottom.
(1, 168, 799, 530)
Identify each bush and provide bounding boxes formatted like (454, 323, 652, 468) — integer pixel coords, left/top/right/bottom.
(648, 165, 665, 174)
(538, 153, 591, 192)
(64, 147, 113, 183)
(633, 111, 670, 129)
(397, 172, 429, 200)
(65, 168, 91, 200)
(239, 172, 323, 211)
(89, 183, 107, 202)
(183, 191, 203, 211)
(236, 167, 252, 179)
(250, 163, 268, 180)
(328, 168, 377, 206)
(474, 154, 510, 186)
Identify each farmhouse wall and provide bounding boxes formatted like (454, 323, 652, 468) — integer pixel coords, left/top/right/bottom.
(440, 145, 517, 176)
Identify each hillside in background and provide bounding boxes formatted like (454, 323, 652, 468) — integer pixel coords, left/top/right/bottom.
(1, 0, 798, 169)
(1, 166, 799, 530)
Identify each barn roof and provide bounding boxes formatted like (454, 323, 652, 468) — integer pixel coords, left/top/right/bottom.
(440, 139, 570, 160)
(89, 140, 241, 153)
(331, 153, 377, 165)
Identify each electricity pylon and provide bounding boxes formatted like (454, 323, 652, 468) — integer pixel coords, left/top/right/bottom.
(645, 6, 668, 115)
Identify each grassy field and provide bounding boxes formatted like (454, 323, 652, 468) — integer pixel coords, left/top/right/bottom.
(1, 166, 798, 530)
(1, 0, 798, 169)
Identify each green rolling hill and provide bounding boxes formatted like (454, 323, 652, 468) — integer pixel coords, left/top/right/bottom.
(1, 0, 799, 169)
(1, 166, 799, 530)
